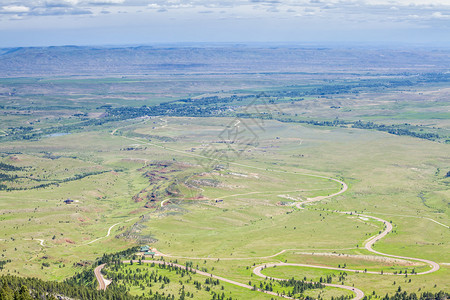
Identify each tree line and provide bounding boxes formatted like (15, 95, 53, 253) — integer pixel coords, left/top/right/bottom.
(2, 75, 449, 143)
(0, 170, 110, 192)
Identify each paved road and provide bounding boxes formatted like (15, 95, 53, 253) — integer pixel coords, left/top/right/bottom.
(250, 212, 440, 299)
(123, 260, 300, 299)
(95, 190, 441, 299)
(253, 263, 364, 300)
(94, 264, 108, 290)
(347, 212, 440, 275)
(100, 134, 444, 298)
(156, 247, 356, 261)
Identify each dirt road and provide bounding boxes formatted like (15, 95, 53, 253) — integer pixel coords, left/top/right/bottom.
(85, 217, 137, 245)
(86, 222, 121, 245)
(295, 177, 347, 208)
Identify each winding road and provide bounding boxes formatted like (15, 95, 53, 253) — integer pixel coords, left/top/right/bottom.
(251, 212, 440, 296)
(24, 238, 45, 246)
(95, 132, 446, 299)
(344, 212, 440, 275)
(160, 198, 170, 207)
(85, 217, 137, 245)
(253, 263, 364, 300)
(295, 178, 347, 208)
(123, 260, 299, 299)
(94, 264, 111, 290)
(95, 174, 442, 299)
(85, 222, 121, 245)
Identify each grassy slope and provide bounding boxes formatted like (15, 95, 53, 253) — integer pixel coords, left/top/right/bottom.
(0, 116, 448, 297)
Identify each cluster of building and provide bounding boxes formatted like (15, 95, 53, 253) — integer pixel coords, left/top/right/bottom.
(140, 245, 157, 256)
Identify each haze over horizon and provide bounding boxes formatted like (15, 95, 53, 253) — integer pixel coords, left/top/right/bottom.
(0, 0, 450, 48)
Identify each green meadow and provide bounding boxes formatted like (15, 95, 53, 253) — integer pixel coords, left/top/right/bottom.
(1, 113, 448, 298)
(0, 64, 449, 300)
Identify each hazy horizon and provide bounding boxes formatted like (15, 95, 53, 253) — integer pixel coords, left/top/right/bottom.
(2, 41, 450, 50)
(1, 0, 449, 48)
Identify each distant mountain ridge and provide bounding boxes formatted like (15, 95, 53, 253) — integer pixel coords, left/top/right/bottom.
(1, 45, 450, 77)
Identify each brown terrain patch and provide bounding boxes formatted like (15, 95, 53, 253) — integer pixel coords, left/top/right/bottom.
(187, 196, 207, 200)
(54, 238, 75, 244)
(129, 208, 147, 214)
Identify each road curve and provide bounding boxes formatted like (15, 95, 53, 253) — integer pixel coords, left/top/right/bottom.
(160, 198, 170, 207)
(251, 210, 440, 299)
(253, 263, 364, 300)
(86, 222, 121, 245)
(107, 134, 443, 298)
(94, 264, 108, 290)
(85, 218, 137, 245)
(24, 238, 45, 247)
(156, 247, 357, 261)
(123, 260, 298, 299)
(295, 178, 347, 209)
(342, 212, 440, 275)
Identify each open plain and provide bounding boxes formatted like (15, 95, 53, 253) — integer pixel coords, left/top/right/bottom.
(0, 46, 448, 299)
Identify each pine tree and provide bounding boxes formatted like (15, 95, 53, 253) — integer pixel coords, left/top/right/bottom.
(0, 282, 14, 300)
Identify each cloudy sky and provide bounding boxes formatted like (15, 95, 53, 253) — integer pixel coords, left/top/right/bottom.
(0, 0, 449, 47)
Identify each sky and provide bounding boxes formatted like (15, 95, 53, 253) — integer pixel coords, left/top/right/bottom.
(0, 0, 450, 47)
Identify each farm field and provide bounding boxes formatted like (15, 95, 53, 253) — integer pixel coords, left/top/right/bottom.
(0, 46, 449, 299)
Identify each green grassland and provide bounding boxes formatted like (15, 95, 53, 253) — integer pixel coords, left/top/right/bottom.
(0, 114, 448, 298)
(103, 261, 277, 299)
(101, 261, 353, 299)
(273, 85, 450, 131)
(0, 73, 449, 299)
(261, 265, 450, 295)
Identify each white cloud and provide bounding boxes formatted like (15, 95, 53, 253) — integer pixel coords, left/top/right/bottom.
(87, 0, 125, 4)
(1, 0, 449, 29)
(9, 14, 25, 20)
(363, 0, 448, 4)
(1, 5, 30, 13)
(432, 11, 450, 18)
(45, 0, 80, 7)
